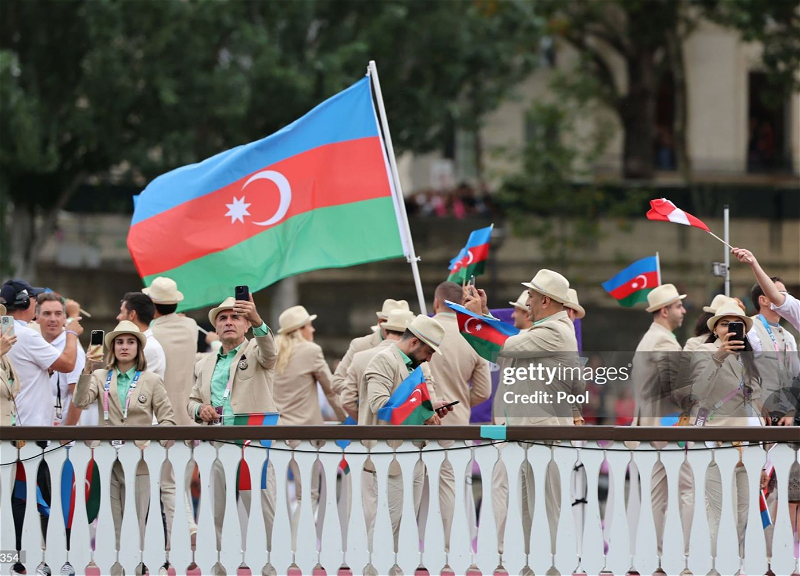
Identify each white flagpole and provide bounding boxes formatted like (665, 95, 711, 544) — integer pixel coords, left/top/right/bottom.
(368, 60, 428, 315)
(655, 251, 662, 286)
(723, 205, 731, 296)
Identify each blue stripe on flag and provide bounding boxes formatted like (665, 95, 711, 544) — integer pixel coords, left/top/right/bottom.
(444, 301, 520, 337)
(377, 366, 426, 422)
(601, 256, 659, 292)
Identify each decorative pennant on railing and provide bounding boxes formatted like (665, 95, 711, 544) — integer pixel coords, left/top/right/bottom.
(413, 453, 430, 575)
(387, 454, 404, 576)
(732, 455, 750, 575)
(438, 441, 456, 576)
(11, 453, 27, 575)
(677, 453, 695, 576)
(236, 450, 253, 575)
(210, 449, 227, 575)
(545, 450, 561, 576)
(491, 444, 509, 576)
(84, 444, 102, 576)
(704, 451, 722, 576)
(311, 448, 328, 576)
(36, 447, 52, 576)
(650, 452, 668, 575)
(261, 450, 277, 576)
(159, 441, 176, 576)
(789, 455, 800, 576)
(518, 444, 535, 576)
(285, 455, 302, 576)
(361, 453, 378, 576)
(597, 441, 614, 576)
(110, 451, 126, 576)
(571, 446, 588, 575)
(336, 452, 353, 576)
(60, 446, 77, 576)
(184, 448, 201, 576)
(134, 454, 151, 576)
(624, 453, 641, 576)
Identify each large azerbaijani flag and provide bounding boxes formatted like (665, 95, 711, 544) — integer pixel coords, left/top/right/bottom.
(601, 255, 660, 307)
(447, 225, 493, 283)
(128, 76, 405, 310)
(445, 300, 519, 362)
(377, 366, 435, 425)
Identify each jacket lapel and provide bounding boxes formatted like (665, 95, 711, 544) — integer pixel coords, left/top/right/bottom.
(227, 338, 249, 398)
(202, 355, 216, 403)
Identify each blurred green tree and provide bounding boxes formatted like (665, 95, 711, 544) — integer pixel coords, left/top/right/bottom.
(0, 0, 542, 279)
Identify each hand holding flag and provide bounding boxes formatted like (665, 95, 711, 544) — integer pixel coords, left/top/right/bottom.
(445, 300, 519, 362)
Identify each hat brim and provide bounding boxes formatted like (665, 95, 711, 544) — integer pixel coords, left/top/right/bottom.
(566, 303, 586, 319)
(105, 329, 147, 351)
(278, 314, 317, 335)
(408, 325, 443, 355)
(645, 294, 687, 313)
(707, 312, 753, 334)
(520, 282, 568, 304)
(143, 286, 184, 304)
(701, 306, 715, 313)
(509, 301, 528, 310)
(209, 304, 236, 325)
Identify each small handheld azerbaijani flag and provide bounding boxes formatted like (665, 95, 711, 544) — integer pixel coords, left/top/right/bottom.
(759, 462, 775, 529)
(447, 225, 493, 283)
(445, 300, 519, 362)
(377, 366, 435, 425)
(601, 255, 660, 307)
(646, 198, 710, 231)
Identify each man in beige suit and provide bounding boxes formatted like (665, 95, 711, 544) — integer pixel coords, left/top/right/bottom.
(340, 309, 414, 422)
(465, 269, 583, 425)
(188, 295, 277, 424)
(331, 298, 409, 395)
(493, 291, 533, 424)
(631, 283, 688, 425)
(145, 277, 199, 425)
(429, 282, 491, 425)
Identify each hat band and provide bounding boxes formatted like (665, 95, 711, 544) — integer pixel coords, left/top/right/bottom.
(410, 326, 440, 349)
(529, 279, 563, 300)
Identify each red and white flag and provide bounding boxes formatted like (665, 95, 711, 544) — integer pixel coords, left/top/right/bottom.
(646, 198, 710, 232)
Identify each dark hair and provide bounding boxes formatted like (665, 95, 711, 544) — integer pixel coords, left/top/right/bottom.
(401, 329, 415, 341)
(384, 329, 404, 337)
(154, 303, 178, 315)
(435, 281, 464, 306)
(122, 292, 156, 325)
(35, 292, 65, 315)
(693, 312, 713, 337)
(750, 277, 783, 314)
(706, 319, 761, 384)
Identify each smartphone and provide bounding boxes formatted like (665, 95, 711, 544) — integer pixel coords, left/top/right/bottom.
(439, 400, 460, 410)
(235, 285, 250, 301)
(694, 406, 709, 426)
(90, 330, 104, 347)
(467, 275, 476, 297)
(728, 321, 745, 343)
(1, 316, 14, 338)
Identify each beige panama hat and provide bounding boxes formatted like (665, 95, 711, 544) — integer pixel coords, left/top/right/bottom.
(645, 284, 687, 313)
(278, 305, 317, 334)
(0, 303, 6, 316)
(509, 290, 529, 311)
(208, 297, 238, 325)
(564, 288, 586, 319)
(382, 310, 415, 333)
(377, 299, 410, 320)
(407, 315, 445, 355)
(702, 294, 736, 314)
(521, 269, 570, 304)
(707, 302, 754, 333)
(143, 277, 184, 304)
(105, 320, 147, 350)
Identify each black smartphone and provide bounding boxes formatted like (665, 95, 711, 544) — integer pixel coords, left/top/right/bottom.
(439, 400, 460, 410)
(90, 330, 104, 347)
(235, 285, 250, 301)
(728, 321, 745, 342)
(467, 275, 476, 296)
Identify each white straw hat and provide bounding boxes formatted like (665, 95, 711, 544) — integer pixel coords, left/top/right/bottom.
(105, 320, 147, 350)
(509, 290, 529, 311)
(521, 269, 570, 304)
(564, 288, 586, 319)
(702, 294, 736, 314)
(208, 297, 238, 325)
(278, 305, 317, 334)
(143, 277, 184, 304)
(382, 310, 415, 333)
(407, 316, 445, 355)
(645, 284, 687, 313)
(707, 302, 754, 333)
(377, 299, 410, 320)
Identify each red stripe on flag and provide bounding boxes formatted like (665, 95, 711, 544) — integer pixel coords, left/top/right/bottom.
(608, 271, 660, 300)
(129, 137, 392, 277)
(456, 314, 509, 346)
(391, 383, 431, 425)
(449, 242, 490, 274)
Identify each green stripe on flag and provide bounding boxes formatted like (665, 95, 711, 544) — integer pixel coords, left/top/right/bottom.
(447, 261, 486, 284)
(462, 333, 503, 362)
(145, 198, 404, 311)
(617, 289, 653, 307)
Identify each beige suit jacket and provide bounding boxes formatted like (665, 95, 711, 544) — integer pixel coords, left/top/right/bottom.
(187, 333, 278, 423)
(341, 339, 394, 423)
(688, 341, 764, 426)
(428, 312, 491, 425)
(332, 328, 382, 395)
(631, 322, 685, 425)
(497, 311, 582, 425)
(151, 313, 198, 425)
(73, 369, 176, 426)
(683, 334, 708, 352)
(273, 340, 345, 425)
(1, 356, 19, 426)
(364, 344, 436, 426)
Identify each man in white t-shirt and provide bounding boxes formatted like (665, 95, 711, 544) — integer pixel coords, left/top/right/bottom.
(35, 293, 87, 425)
(1, 280, 84, 426)
(734, 248, 800, 331)
(117, 291, 167, 379)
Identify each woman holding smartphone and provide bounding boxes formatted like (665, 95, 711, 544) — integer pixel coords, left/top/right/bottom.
(688, 301, 765, 426)
(73, 320, 175, 426)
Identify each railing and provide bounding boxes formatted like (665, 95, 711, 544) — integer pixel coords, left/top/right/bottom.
(1, 427, 798, 575)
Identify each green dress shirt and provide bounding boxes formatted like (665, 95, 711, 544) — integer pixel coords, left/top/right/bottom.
(115, 366, 139, 411)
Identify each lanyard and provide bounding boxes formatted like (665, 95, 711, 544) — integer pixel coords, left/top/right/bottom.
(220, 354, 245, 403)
(103, 370, 141, 422)
(758, 314, 785, 366)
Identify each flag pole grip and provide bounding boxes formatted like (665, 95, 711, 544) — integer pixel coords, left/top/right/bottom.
(368, 60, 427, 315)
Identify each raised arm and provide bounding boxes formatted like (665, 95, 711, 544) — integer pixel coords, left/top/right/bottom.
(731, 248, 785, 306)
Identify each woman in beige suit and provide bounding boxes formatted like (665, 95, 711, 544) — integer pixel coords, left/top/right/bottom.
(689, 302, 765, 426)
(73, 320, 175, 426)
(272, 306, 346, 425)
(1, 303, 20, 426)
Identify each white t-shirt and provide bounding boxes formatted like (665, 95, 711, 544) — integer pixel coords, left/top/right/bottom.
(48, 331, 87, 425)
(7, 320, 61, 426)
(144, 328, 167, 379)
(773, 291, 800, 333)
